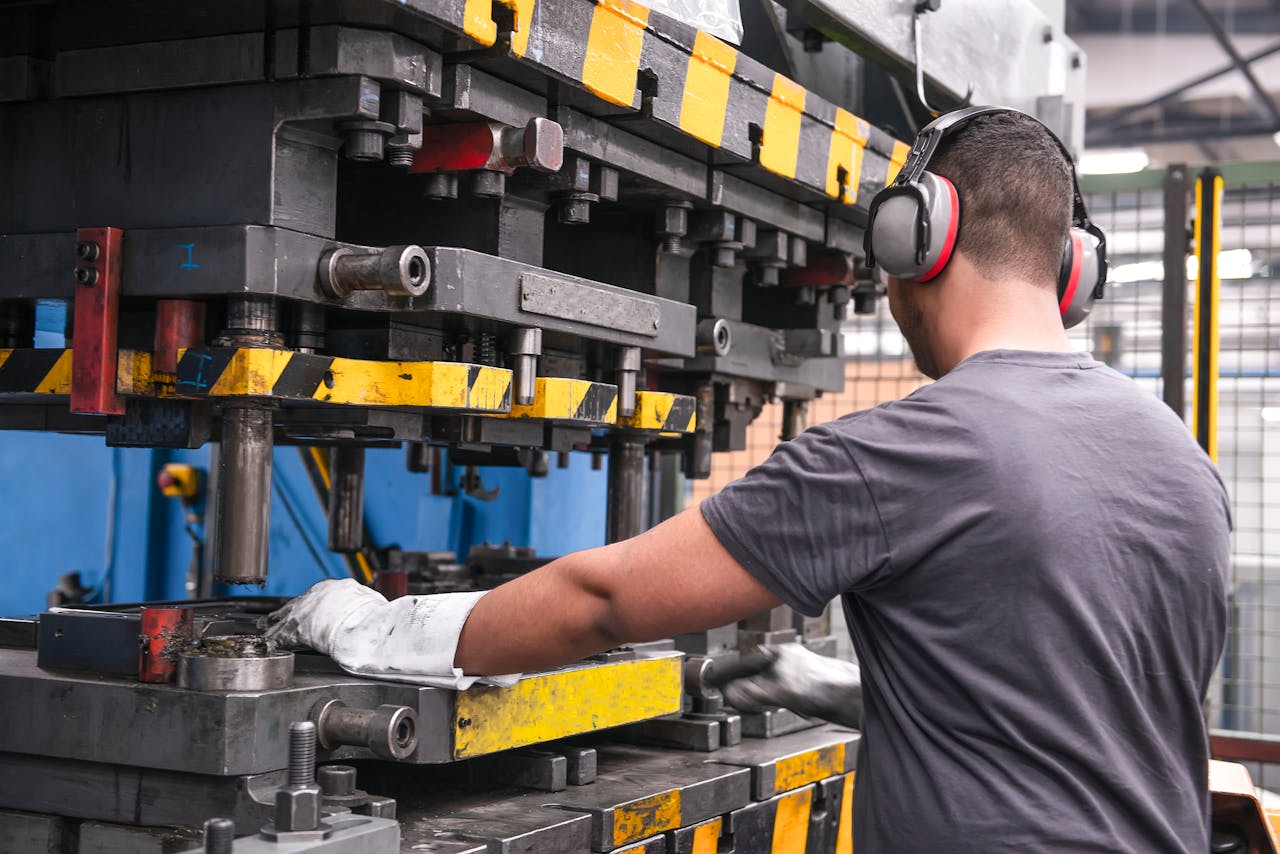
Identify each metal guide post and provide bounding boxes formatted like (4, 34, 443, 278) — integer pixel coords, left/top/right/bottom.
(1192, 168, 1222, 462)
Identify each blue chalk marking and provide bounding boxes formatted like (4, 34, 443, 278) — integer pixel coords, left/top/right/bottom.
(178, 243, 200, 269)
(187, 351, 214, 390)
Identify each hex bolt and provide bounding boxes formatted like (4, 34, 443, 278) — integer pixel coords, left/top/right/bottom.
(74, 267, 98, 286)
(338, 120, 396, 162)
(319, 245, 431, 301)
(75, 241, 99, 261)
(510, 327, 543, 406)
(317, 765, 358, 797)
(657, 203, 691, 254)
(557, 196, 594, 225)
(496, 117, 564, 173)
(289, 721, 317, 786)
(203, 818, 235, 854)
(615, 346, 641, 418)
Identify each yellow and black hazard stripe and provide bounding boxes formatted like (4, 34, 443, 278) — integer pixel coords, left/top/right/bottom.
(0, 348, 72, 396)
(724, 773, 855, 854)
(174, 348, 512, 412)
(504, 377, 619, 425)
(444, 0, 905, 209)
(617, 391, 697, 433)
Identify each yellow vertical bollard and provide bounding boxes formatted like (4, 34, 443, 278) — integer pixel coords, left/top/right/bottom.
(1191, 169, 1222, 463)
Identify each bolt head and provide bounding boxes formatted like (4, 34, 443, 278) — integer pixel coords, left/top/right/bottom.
(275, 784, 320, 832)
(74, 267, 98, 286)
(524, 117, 565, 173)
(559, 199, 592, 225)
(75, 241, 99, 261)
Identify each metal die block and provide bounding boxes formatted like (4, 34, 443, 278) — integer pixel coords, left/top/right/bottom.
(616, 391, 697, 435)
(71, 226, 125, 415)
(548, 759, 751, 852)
(626, 714, 722, 753)
(177, 815, 401, 853)
(0, 648, 684, 774)
(451, 653, 683, 759)
(397, 790, 594, 853)
(709, 727, 858, 801)
(174, 348, 512, 413)
(738, 708, 821, 742)
(0, 808, 63, 851)
(36, 610, 141, 677)
(741, 606, 794, 634)
(804, 773, 856, 854)
(673, 624, 739, 656)
(500, 377, 618, 426)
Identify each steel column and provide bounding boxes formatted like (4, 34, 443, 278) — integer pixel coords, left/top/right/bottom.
(606, 439, 646, 544)
(1161, 165, 1191, 419)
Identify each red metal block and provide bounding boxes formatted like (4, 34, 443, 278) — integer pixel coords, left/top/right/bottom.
(154, 299, 207, 374)
(138, 606, 192, 683)
(71, 226, 125, 415)
(410, 118, 563, 175)
(374, 570, 409, 601)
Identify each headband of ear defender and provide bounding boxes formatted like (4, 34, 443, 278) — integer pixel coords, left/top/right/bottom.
(863, 106, 1108, 329)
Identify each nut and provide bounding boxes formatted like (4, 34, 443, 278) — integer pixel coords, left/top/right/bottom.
(275, 784, 320, 832)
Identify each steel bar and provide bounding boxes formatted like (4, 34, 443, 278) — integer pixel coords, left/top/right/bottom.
(327, 446, 367, 554)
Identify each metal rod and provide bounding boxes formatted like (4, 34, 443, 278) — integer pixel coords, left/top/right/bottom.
(1161, 165, 1190, 419)
(606, 439, 646, 544)
(1086, 40, 1280, 139)
(327, 446, 366, 554)
(1185, 0, 1280, 129)
(214, 405, 274, 584)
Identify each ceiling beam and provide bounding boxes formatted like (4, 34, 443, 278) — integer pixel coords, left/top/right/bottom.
(1086, 40, 1280, 142)
(1184, 0, 1280, 130)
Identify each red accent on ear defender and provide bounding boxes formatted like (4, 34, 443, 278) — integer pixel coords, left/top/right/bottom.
(1059, 231, 1084, 317)
(918, 177, 959, 282)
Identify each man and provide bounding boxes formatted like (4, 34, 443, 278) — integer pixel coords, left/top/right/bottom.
(267, 111, 1230, 850)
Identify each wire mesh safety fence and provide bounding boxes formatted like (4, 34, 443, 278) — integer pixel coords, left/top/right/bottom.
(1209, 172, 1280, 789)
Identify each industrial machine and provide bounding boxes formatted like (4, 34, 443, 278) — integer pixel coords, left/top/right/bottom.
(0, 0, 1087, 851)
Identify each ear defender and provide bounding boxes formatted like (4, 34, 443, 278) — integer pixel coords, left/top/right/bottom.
(1057, 226, 1105, 329)
(866, 173, 960, 282)
(864, 106, 1108, 329)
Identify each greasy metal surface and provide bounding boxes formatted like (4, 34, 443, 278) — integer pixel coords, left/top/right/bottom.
(0, 648, 685, 773)
(520, 273, 661, 337)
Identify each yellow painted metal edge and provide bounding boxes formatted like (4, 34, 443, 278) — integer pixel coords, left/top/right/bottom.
(773, 743, 846, 794)
(612, 789, 683, 847)
(451, 653, 683, 758)
(617, 390, 697, 433)
(503, 376, 619, 424)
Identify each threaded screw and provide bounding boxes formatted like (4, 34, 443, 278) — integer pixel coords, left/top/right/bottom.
(478, 332, 497, 366)
(388, 148, 415, 169)
(663, 235, 682, 254)
(288, 720, 317, 786)
(203, 817, 234, 854)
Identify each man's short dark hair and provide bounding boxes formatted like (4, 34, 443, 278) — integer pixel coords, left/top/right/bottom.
(929, 112, 1074, 288)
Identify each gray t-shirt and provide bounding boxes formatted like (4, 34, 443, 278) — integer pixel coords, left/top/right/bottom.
(701, 349, 1230, 852)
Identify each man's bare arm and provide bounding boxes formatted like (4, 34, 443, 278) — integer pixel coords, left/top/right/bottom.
(454, 506, 780, 675)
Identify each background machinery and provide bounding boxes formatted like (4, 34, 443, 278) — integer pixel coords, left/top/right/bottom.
(0, 1, 1088, 851)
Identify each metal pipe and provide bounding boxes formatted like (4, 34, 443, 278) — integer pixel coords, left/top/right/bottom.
(607, 439, 646, 543)
(213, 405, 274, 584)
(327, 446, 366, 554)
(319, 245, 431, 300)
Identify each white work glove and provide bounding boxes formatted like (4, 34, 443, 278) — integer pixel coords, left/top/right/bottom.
(718, 643, 862, 730)
(260, 578, 520, 690)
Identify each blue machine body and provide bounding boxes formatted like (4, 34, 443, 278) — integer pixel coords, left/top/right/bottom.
(0, 432, 607, 615)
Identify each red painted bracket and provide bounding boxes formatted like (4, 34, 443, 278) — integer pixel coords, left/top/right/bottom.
(71, 226, 125, 415)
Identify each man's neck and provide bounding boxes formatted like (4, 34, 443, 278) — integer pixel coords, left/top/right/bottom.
(930, 282, 1073, 375)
